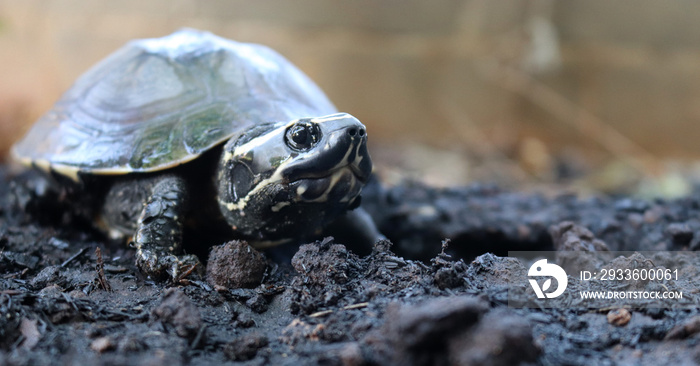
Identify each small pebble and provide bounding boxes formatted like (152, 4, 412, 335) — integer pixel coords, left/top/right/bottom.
(607, 308, 631, 327)
(90, 337, 116, 353)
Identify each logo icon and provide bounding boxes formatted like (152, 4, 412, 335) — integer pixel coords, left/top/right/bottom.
(528, 259, 568, 299)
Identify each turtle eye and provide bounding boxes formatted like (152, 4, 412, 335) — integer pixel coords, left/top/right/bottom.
(285, 122, 320, 151)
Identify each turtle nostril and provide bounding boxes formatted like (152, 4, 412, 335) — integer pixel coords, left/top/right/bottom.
(348, 128, 357, 137)
(358, 128, 365, 137)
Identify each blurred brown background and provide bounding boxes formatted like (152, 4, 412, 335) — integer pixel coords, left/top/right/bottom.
(2, 0, 700, 195)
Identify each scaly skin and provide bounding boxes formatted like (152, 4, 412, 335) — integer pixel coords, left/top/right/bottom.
(133, 175, 201, 280)
(103, 174, 201, 280)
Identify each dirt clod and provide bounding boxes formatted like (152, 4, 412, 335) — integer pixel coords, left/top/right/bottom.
(666, 222, 694, 247)
(150, 288, 203, 340)
(292, 237, 357, 285)
(379, 296, 489, 364)
(30, 265, 64, 289)
(431, 240, 468, 289)
(664, 316, 700, 340)
(289, 238, 365, 314)
(551, 221, 609, 274)
(223, 333, 268, 361)
(245, 294, 268, 313)
(448, 309, 540, 366)
(550, 221, 609, 252)
(206, 240, 267, 289)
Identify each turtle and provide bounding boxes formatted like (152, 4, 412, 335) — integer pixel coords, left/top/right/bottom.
(12, 29, 381, 280)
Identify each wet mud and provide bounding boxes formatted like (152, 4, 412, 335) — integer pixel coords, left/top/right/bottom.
(2, 169, 700, 365)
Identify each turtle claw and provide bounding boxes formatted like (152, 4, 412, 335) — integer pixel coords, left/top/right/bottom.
(171, 254, 201, 281)
(136, 249, 201, 281)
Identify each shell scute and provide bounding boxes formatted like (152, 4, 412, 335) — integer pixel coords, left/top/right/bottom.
(12, 29, 336, 175)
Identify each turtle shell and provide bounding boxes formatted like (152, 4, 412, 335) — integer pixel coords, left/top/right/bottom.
(12, 29, 337, 178)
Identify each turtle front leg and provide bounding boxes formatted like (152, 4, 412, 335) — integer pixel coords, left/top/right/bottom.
(132, 175, 200, 280)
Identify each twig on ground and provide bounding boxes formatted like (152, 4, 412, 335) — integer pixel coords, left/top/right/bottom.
(61, 247, 88, 268)
(95, 247, 112, 292)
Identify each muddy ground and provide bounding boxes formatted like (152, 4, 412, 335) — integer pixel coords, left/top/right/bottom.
(2, 167, 700, 365)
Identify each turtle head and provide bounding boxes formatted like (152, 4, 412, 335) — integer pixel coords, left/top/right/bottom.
(216, 113, 372, 242)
